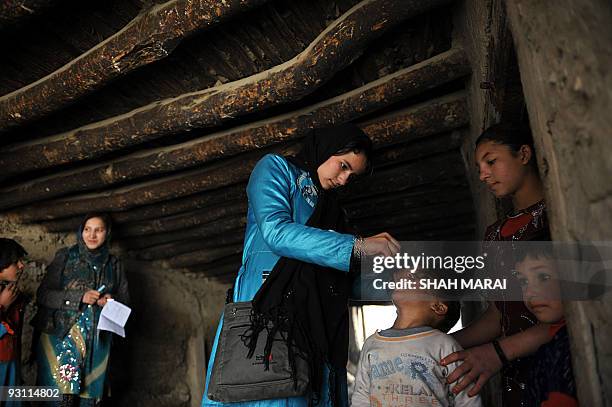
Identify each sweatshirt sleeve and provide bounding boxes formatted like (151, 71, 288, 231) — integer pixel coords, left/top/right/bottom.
(351, 338, 372, 407)
(247, 154, 355, 271)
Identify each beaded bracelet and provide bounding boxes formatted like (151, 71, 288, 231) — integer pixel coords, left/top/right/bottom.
(350, 237, 365, 273)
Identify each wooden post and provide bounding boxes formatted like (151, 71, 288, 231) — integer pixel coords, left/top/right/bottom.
(506, 1, 612, 405)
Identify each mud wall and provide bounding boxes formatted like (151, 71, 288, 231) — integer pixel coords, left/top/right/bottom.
(505, 1, 612, 405)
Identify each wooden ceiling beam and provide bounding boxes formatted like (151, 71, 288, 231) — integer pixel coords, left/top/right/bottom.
(119, 215, 246, 249)
(360, 213, 475, 239)
(159, 244, 243, 269)
(0, 0, 450, 175)
(353, 200, 474, 232)
(9, 147, 292, 221)
(2, 48, 469, 202)
(115, 152, 467, 249)
(129, 230, 245, 261)
(29, 183, 245, 227)
(0, 0, 60, 29)
(343, 150, 467, 199)
(118, 200, 247, 237)
(344, 184, 472, 220)
(1, 91, 468, 210)
(189, 254, 242, 277)
(371, 131, 463, 168)
(0, 0, 269, 131)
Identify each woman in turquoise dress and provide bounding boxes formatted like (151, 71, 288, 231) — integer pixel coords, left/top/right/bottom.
(202, 124, 400, 407)
(32, 213, 129, 407)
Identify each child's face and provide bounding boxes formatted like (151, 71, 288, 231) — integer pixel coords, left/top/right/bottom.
(0, 259, 25, 282)
(475, 141, 531, 198)
(515, 256, 564, 323)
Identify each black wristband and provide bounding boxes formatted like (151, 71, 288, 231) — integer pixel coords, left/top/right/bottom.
(492, 339, 509, 366)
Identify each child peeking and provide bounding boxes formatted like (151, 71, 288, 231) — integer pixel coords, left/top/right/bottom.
(514, 245, 578, 407)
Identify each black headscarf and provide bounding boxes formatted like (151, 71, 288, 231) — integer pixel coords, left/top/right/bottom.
(244, 124, 372, 405)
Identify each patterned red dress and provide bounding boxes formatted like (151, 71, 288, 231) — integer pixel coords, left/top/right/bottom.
(483, 200, 549, 407)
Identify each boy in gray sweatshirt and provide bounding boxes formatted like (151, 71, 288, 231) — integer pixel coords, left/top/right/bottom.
(352, 270, 482, 407)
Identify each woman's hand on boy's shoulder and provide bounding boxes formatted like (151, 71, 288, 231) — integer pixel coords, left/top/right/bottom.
(440, 342, 503, 397)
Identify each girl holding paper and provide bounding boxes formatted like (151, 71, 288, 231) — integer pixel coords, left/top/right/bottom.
(32, 213, 129, 407)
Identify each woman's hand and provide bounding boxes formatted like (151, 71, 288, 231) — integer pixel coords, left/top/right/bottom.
(82, 290, 101, 305)
(362, 232, 401, 256)
(0, 283, 18, 309)
(96, 294, 112, 307)
(440, 342, 503, 396)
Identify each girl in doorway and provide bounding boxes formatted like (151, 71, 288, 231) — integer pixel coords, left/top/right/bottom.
(441, 123, 553, 407)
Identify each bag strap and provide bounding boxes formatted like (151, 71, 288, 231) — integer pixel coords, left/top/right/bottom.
(226, 286, 234, 304)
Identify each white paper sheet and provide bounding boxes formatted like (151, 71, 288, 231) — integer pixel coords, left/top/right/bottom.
(97, 299, 131, 338)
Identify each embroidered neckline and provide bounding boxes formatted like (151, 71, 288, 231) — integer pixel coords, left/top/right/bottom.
(297, 171, 318, 208)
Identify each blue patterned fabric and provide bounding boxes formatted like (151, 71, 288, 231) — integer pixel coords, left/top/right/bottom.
(202, 154, 355, 407)
(37, 306, 112, 400)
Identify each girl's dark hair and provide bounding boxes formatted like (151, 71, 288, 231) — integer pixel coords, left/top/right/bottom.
(476, 123, 534, 153)
(81, 213, 113, 232)
(333, 138, 374, 174)
(476, 123, 537, 167)
(0, 238, 27, 271)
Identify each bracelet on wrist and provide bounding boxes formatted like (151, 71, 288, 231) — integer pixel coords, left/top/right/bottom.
(351, 237, 365, 272)
(492, 339, 509, 367)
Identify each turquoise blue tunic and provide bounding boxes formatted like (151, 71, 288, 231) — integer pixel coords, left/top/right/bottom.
(202, 154, 356, 407)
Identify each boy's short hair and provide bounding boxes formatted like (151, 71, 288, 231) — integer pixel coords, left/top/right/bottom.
(0, 238, 27, 271)
(513, 242, 554, 265)
(436, 300, 460, 333)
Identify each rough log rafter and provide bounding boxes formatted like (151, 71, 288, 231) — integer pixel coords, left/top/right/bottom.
(355, 200, 474, 231)
(344, 185, 471, 219)
(9, 146, 290, 220)
(2, 91, 468, 210)
(160, 244, 243, 269)
(38, 184, 246, 232)
(193, 255, 243, 277)
(132, 231, 245, 261)
(122, 216, 247, 249)
(0, 0, 59, 29)
(117, 152, 466, 250)
(119, 201, 246, 237)
(0, 0, 451, 176)
(371, 131, 463, 168)
(344, 151, 466, 199)
(0, 0, 269, 131)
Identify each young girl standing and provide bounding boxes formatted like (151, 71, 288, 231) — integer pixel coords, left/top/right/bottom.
(441, 124, 552, 407)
